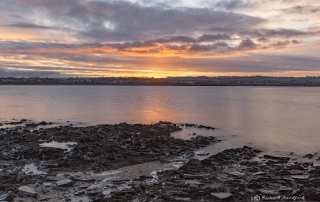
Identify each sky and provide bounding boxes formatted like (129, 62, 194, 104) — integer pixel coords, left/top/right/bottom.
(0, 0, 320, 78)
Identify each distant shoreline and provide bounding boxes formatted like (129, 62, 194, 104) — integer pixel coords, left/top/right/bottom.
(2, 83, 320, 87)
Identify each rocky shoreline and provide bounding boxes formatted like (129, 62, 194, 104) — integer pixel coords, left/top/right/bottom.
(0, 121, 320, 201)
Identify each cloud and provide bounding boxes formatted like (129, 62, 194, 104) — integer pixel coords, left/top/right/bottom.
(6, 22, 56, 30)
(281, 5, 320, 15)
(270, 40, 290, 47)
(0, 67, 59, 77)
(159, 54, 320, 73)
(0, 0, 319, 77)
(291, 39, 302, 44)
(238, 39, 258, 50)
(213, 0, 255, 10)
(239, 29, 311, 38)
(0, 0, 264, 42)
(257, 37, 269, 42)
(198, 34, 231, 42)
(1, 49, 320, 76)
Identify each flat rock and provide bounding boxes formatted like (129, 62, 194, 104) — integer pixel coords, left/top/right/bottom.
(258, 189, 278, 195)
(310, 168, 320, 177)
(86, 189, 102, 196)
(18, 186, 38, 198)
(56, 179, 73, 187)
(52, 186, 68, 192)
(211, 192, 233, 200)
(182, 174, 204, 179)
(46, 176, 60, 181)
(264, 154, 290, 161)
(287, 164, 304, 170)
(38, 195, 56, 201)
(42, 163, 59, 168)
(43, 182, 52, 187)
(74, 191, 85, 196)
(69, 176, 95, 182)
(0, 193, 13, 202)
(279, 186, 293, 194)
(195, 151, 210, 156)
(252, 172, 266, 176)
(172, 197, 191, 201)
(289, 170, 304, 175)
(184, 180, 202, 185)
(227, 171, 245, 178)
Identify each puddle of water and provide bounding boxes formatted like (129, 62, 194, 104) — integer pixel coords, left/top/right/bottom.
(22, 163, 46, 175)
(171, 125, 217, 140)
(39, 141, 77, 152)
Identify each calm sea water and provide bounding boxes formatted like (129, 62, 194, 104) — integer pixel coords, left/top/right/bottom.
(1, 85, 319, 156)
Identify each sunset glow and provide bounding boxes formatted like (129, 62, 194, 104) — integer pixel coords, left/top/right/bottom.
(0, 0, 320, 77)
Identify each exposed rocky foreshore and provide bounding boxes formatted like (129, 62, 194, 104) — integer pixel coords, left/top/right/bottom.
(0, 121, 320, 201)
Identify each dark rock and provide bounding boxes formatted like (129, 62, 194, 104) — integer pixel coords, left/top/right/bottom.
(39, 121, 48, 125)
(258, 189, 278, 195)
(247, 161, 259, 166)
(291, 175, 309, 180)
(211, 192, 233, 200)
(252, 171, 266, 176)
(310, 168, 320, 177)
(182, 174, 205, 179)
(279, 186, 293, 194)
(56, 179, 73, 187)
(287, 164, 305, 170)
(312, 179, 320, 187)
(304, 154, 314, 159)
(18, 186, 38, 198)
(74, 191, 85, 196)
(52, 186, 68, 192)
(0, 193, 13, 202)
(69, 176, 95, 182)
(288, 170, 304, 175)
(240, 160, 249, 165)
(264, 154, 290, 161)
(227, 171, 245, 178)
(86, 189, 102, 196)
